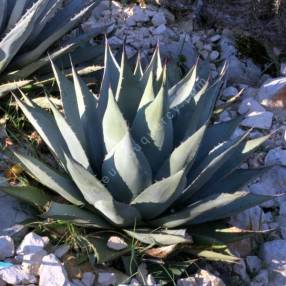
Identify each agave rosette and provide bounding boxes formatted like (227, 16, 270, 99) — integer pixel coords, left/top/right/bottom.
(0, 0, 100, 96)
(4, 43, 272, 262)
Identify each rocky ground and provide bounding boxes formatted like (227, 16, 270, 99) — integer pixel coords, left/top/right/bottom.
(1, 1, 286, 285)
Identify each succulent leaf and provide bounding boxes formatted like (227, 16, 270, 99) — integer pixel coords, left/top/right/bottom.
(47, 96, 90, 170)
(98, 41, 120, 115)
(152, 191, 272, 228)
(14, 95, 67, 162)
(65, 155, 142, 226)
(194, 168, 269, 201)
(169, 63, 198, 108)
(102, 132, 152, 203)
(14, 151, 84, 206)
(131, 169, 186, 219)
(50, 60, 86, 147)
(0, 186, 50, 209)
(132, 69, 173, 172)
(44, 202, 111, 229)
(6, 0, 31, 32)
(180, 132, 251, 203)
(116, 48, 143, 123)
(13, 2, 96, 67)
(156, 124, 206, 180)
(0, 0, 7, 33)
(102, 88, 128, 153)
(134, 52, 143, 79)
(138, 68, 155, 110)
(124, 229, 191, 245)
(71, 61, 102, 172)
(196, 117, 242, 163)
(0, 0, 48, 73)
(172, 80, 209, 145)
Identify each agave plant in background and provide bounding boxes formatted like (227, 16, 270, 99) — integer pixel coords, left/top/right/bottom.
(3, 42, 272, 264)
(0, 0, 100, 97)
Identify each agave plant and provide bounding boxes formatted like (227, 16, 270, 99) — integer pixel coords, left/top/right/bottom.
(0, 0, 99, 96)
(3, 43, 272, 263)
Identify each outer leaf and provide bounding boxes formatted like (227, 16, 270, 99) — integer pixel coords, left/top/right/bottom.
(132, 70, 173, 172)
(169, 63, 197, 108)
(98, 41, 120, 117)
(6, 0, 31, 31)
(0, 0, 48, 73)
(43, 202, 110, 229)
(14, 151, 84, 206)
(134, 52, 143, 79)
(131, 170, 186, 219)
(0, 0, 7, 33)
(196, 116, 242, 163)
(179, 132, 251, 204)
(206, 135, 270, 184)
(31, 0, 92, 44)
(151, 191, 272, 228)
(102, 88, 128, 153)
(124, 229, 192, 245)
(47, 97, 90, 170)
(185, 248, 239, 263)
(193, 168, 269, 202)
(25, 0, 64, 47)
(14, 3, 96, 67)
(116, 49, 143, 123)
(137, 69, 155, 110)
(142, 45, 162, 85)
(189, 222, 268, 247)
(0, 80, 32, 97)
(156, 124, 206, 180)
(172, 80, 209, 145)
(50, 60, 86, 147)
(102, 132, 152, 203)
(184, 80, 221, 139)
(8, 43, 76, 80)
(65, 155, 142, 226)
(0, 186, 50, 209)
(71, 61, 102, 172)
(14, 96, 67, 162)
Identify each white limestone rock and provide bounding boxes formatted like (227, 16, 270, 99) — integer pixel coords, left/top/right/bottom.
(257, 77, 286, 106)
(97, 272, 117, 286)
(17, 232, 49, 258)
(0, 265, 36, 285)
(151, 12, 166, 26)
(222, 86, 238, 98)
(249, 166, 286, 207)
(240, 111, 273, 130)
(246, 256, 262, 274)
(250, 270, 269, 286)
(0, 236, 14, 260)
(39, 254, 71, 286)
(280, 63, 286, 76)
(260, 240, 286, 286)
(107, 236, 128, 251)
(238, 98, 265, 115)
(81, 272, 95, 286)
(210, 50, 219, 61)
(152, 24, 167, 35)
(132, 6, 149, 23)
(22, 250, 47, 275)
(210, 34, 221, 42)
(264, 147, 286, 166)
(178, 269, 225, 286)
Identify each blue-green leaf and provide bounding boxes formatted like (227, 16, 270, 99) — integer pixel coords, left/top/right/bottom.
(102, 132, 152, 203)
